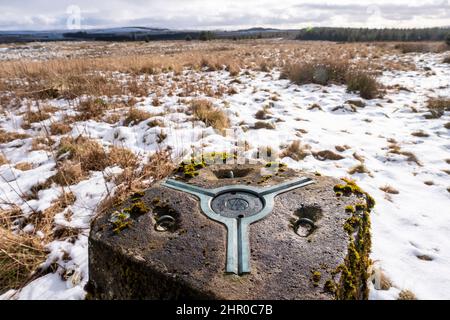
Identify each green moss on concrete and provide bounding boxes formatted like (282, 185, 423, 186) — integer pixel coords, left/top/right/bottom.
(129, 201, 149, 215)
(258, 175, 273, 184)
(324, 279, 337, 294)
(265, 161, 287, 168)
(177, 152, 236, 179)
(332, 179, 374, 300)
(345, 205, 355, 213)
(311, 271, 321, 287)
(130, 191, 145, 202)
(111, 211, 133, 234)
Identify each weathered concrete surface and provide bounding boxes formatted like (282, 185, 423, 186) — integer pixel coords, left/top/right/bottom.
(87, 163, 372, 300)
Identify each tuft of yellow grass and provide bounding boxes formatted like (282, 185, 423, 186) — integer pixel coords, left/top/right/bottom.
(51, 160, 85, 186)
(348, 162, 372, 176)
(190, 99, 230, 132)
(425, 98, 450, 119)
(0, 226, 47, 294)
(280, 140, 311, 161)
(387, 143, 421, 166)
(22, 109, 51, 126)
(346, 71, 380, 100)
(398, 289, 417, 300)
(123, 108, 152, 126)
(395, 42, 447, 54)
(75, 98, 109, 121)
(281, 59, 350, 86)
(99, 150, 175, 215)
(14, 162, 33, 171)
(0, 154, 8, 166)
(0, 129, 29, 144)
(313, 150, 345, 161)
(380, 185, 400, 194)
(57, 136, 109, 172)
(108, 146, 138, 169)
(50, 122, 72, 135)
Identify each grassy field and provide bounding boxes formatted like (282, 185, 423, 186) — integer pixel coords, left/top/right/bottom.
(0, 39, 449, 300)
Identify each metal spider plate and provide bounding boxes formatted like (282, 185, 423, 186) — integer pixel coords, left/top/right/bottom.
(211, 191, 264, 218)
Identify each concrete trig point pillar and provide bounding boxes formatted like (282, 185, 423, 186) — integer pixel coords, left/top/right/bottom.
(87, 162, 372, 300)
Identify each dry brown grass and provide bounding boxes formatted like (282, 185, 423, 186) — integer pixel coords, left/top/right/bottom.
(313, 150, 345, 161)
(108, 146, 138, 169)
(280, 140, 311, 161)
(51, 161, 85, 186)
(0, 40, 411, 116)
(151, 97, 161, 107)
(104, 113, 122, 124)
(123, 108, 152, 126)
(425, 98, 450, 119)
(99, 150, 175, 215)
(75, 98, 109, 121)
(226, 62, 240, 76)
(0, 129, 29, 144)
(147, 118, 165, 128)
(200, 56, 229, 72)
(411, 130, 430, 138)
(398, 289, 417, 300)
(307, 103, 322, 111)
(395, 42, 447, 53)
(346, 71, 380, 99)
(53, 140, 138, 186)
(14, 162, 33, 171)
(281, 59, 350, 86)
(335, 145, 350, 152)
(190, 99, 230, 132)
(255, 107, 271, 120)
(0, 226, 47, 294)
(0, 40, 414, 105)
(348, 162, 372, 176)
(252, 121, 275, 130)
(380, 185, 400, 194)
(22, 109, 51, 126)
(444, 56, 450, 64)
(30, 192, 76, 239)
(50, 122, 72, 135)
(30, 136, 54, 151)
(57, 136, 109, 172)
(282, 58, 380, 99)
(388, 143, 421, 166)
(0, 59, 125, 99)
(0, 154, 8, 165)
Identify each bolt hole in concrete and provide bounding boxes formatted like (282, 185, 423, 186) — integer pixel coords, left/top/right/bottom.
(155, 215, 176, 232)
(214, 168, 253, 179)
(292, 204, 322, 237)
(153, 205, 180, 232)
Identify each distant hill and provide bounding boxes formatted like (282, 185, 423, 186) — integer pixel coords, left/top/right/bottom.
(0, 26, 449, 44)
(0, 27, 297, 43)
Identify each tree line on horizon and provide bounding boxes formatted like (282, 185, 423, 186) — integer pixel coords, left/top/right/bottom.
(9, 26, 449, 44)
(295, 27, 450, 42)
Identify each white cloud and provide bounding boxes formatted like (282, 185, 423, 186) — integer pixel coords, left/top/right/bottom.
(0, 0, 448, 30)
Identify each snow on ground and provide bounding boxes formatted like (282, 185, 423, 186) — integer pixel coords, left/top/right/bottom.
(1, 51, 449, 300)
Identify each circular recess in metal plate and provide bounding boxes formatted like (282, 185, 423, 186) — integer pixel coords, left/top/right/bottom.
(211, 191, 264, 218)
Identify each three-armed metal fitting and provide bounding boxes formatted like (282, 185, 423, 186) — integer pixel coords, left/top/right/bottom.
(162, 176, 314, 275)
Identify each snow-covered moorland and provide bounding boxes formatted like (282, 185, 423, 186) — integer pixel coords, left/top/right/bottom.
(0, 40, 449, 300)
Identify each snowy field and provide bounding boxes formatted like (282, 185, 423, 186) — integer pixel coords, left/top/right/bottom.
(0, 40, 449, 300)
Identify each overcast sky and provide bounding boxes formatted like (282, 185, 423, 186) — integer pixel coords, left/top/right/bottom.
(0, 0, 449, 31)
